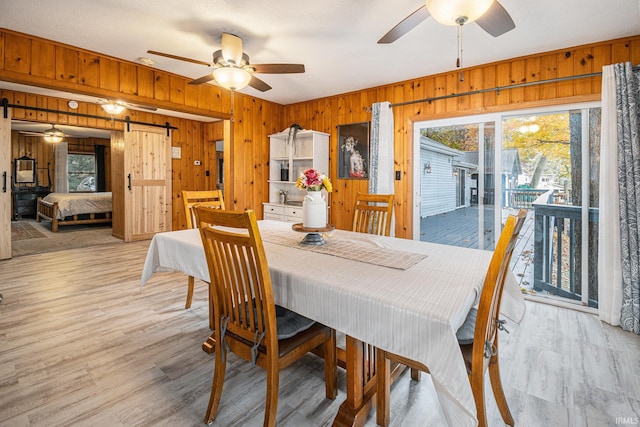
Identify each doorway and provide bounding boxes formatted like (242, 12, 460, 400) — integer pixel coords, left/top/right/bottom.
(413, 102, 601, 308)
(9, 121, 116, 257)
(414, 119, 497, 251)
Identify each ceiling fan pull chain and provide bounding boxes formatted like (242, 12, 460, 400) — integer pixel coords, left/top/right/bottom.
(457, 22, 464, 82)
(230, 90, 235, 123)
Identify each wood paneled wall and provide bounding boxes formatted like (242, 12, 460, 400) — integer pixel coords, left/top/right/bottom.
(11, 132, 110, 191)
(0, 29, 232, 119)
(283, 35, 640, 238)
(0, 28, 285, 231)
(2, 27, 640, 239)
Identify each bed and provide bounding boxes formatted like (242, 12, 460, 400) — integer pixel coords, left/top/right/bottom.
(36, 192, 113, 232)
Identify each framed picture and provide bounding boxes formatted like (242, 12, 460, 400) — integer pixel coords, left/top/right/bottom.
(338, 122, 369, 179)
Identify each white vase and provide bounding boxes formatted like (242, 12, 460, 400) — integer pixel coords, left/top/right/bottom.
(302, 191, 327, 228)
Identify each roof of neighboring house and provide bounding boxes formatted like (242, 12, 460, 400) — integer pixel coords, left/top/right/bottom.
(420, 136, 462, 157)
(421, 137, 522, 174)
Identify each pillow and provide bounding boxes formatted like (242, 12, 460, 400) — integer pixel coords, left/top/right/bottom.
(275, 305, 315, 339)
(456, 307, 478, 345)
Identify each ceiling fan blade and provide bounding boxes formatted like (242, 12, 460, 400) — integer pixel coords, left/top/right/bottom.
(475, 1, 515, 37)
(251, 63, 305, 74)
(147, 50, 211, 67)
(19, 131, 45, 137)
(378, 6, 430, 44)
(248, 75, 272, 92)
(188, 73, 215, 85)
(124, 102, 158, 112)
(221, 32, 243, 65)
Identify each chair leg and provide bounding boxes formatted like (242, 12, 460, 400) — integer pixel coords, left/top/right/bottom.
(264, 360, 280, 427)
(410, 367, 421, 381)
(469, 371, 487, 427)
(204, 341, 227, 424)
(375, 348, 391, 427)
(489, 355, 514, 426)
(185, 275, 195, 309)
(324, 330, 338, 400)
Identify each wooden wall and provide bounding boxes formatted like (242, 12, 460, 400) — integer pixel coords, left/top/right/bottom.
(2, 27, 640, 239)
(283, 35, 640, 238)
(0, 28, 285, 231)
(11, 131, 110, 191)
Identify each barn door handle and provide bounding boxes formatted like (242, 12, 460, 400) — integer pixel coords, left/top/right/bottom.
(127, 174, 132, 191)
(2, 171, 6, 193)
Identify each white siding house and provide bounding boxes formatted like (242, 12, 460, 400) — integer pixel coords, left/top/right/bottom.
(420, 137, 475, 218)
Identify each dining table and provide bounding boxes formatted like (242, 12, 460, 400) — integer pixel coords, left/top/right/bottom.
(140, 220, 525, 427)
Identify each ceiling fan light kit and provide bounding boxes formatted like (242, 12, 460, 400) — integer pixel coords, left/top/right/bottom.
(213, 67, 252, 91)
(101, 102, 126, 115)
(426, 0, 495, 26)
(44, 125, 64, 143)
(148, 32, 304, 93)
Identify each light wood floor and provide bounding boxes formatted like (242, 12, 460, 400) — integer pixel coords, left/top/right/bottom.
(0, 241, 638, 426)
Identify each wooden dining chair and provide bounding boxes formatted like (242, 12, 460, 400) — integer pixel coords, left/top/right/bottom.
(352, 192, 394, 236)
(194, 207, 338, 427)
(375, 209, 527, 427)
(181, 190, 225, 311)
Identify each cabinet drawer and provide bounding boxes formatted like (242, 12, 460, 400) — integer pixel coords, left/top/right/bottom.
(284, 206, 302, 218)
(263, 204, 284, 215)
(284, 215, 302, 223)
(264, 213, 283, 221)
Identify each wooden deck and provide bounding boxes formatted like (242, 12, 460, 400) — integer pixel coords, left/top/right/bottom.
(420, 206, 535, 289)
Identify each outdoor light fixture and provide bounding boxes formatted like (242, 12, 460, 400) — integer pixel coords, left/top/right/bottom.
(424, 162, 432, 174)
(453, 168, 459, 177)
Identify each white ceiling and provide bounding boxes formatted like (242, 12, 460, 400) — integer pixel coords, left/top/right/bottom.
(0, 0, 639, 107)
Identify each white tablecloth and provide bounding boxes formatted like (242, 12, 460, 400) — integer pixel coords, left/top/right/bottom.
(141, 220, 525, 427)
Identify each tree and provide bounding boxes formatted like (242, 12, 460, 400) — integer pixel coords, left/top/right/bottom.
(502, 114, 571, 189)
(421, 125, 478, 152)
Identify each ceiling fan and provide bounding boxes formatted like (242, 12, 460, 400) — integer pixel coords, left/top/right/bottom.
(19, 124, 67, 143)
(378, 0, 515, 81)
(148, 32, 305, 92)
(378, 0, 515, 44)
(96, 99, 157, 115)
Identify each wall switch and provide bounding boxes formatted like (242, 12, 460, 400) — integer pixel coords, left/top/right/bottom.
(194, 160, 201, 166)
(395, 171, 401, 180)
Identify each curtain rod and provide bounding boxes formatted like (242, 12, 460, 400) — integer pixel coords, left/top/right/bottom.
(1, 98, 177, 136)
(380, 65, 640, 110)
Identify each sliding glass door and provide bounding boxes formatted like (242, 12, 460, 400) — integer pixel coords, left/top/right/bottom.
(414, 102, 600, 308)
(414, 118, 497, 251)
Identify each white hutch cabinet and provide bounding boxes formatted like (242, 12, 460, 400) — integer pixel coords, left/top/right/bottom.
(263, 129, 329, 223)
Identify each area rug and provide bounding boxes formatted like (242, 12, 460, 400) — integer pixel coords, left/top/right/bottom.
(11, 221, 47, 241)
(11, 219, 123, 257)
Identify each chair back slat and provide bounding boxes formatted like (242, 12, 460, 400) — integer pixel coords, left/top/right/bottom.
(474, 209, 527, 364)
(195, 207, 276, 344)
(182, 190, 225, 229)
(352, 192, 394, 236)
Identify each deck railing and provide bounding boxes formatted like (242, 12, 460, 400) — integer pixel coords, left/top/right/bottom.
(504, 188, 550, 208)
(533, 190, 599, 307)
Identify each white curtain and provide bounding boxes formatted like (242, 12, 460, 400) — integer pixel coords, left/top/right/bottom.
(599, 65, 623, 325)
(369, 102, 395, 234)
(54, 142, 68, 193)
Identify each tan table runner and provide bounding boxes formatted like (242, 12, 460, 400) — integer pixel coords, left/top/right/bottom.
(260, 228, 426, 270)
